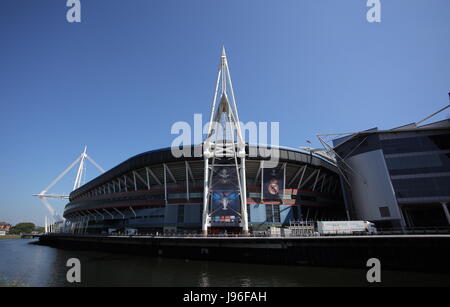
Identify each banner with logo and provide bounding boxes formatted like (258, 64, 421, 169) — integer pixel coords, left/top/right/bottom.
(262, 164, 285, 201)
(210, 166, 241, 226)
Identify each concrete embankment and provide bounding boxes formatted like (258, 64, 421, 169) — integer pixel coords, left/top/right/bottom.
(38, 234, 450, 273)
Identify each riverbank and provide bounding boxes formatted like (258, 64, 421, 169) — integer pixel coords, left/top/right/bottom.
(0, 235, 21, 240)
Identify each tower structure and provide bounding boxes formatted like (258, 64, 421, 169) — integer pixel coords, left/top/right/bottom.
(33, 146, 105, 224)
(202, 48, 249, 235)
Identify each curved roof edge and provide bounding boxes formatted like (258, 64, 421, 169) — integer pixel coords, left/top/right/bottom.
(70, 144, 338, 199)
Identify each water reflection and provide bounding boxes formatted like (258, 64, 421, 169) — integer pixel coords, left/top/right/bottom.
(0, 239, 449, 287)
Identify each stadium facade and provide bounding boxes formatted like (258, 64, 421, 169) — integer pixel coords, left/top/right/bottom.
(64, 145, 345, 234)
(332, 113, 450, 229)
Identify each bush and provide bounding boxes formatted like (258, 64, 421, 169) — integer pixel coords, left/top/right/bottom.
(9, 223, 35, 234)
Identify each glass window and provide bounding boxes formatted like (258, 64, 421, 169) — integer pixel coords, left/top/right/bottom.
(177, 205, 184, 223)
(382, 133, 450, 155)
(392, 176, 450, 198)
(273, 205, 281, 223)
(266, 205, 273, 223)
(385, 153, 450, 175)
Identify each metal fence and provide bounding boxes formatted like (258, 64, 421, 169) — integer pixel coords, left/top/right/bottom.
(46, 223, 450, 238)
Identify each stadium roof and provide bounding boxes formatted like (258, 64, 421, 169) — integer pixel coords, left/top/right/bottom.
(69, 144, 339, 199)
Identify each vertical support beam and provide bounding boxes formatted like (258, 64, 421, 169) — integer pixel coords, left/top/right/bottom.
(163, 164, 167, 204)
(254, 161, 262, 185)
(84, 216, 89, 234)
(320, 175, 327, 192)
(282, 162, 287, 199)
(403, 207, 413, 228)
(94, 209, 104, 220)
(103, 209, 114, 219)
(312, 169, 321, 191)
(397, 206, 407, 230)
(202, 159, 210, 236)
(261, 161, 264, 201)
(133, 172, 137, 191)
(86, 210, 97, 221)
(297, 165, 307, 189)
(113, 208, 125, 219)
(146, 167, 151, 190)
(73, 148, 86, 190)
(129, 206, 137, 218)
(146, 167, 161, 185)
(327, 178, 334, 193)
(164, 163, 177, 183)
(288, 165, 303, 187)
(442, 202, 450, 226)
(240, 157, 249, 235)
(185, 161, 190, 201)
(134, 171, 148, 190)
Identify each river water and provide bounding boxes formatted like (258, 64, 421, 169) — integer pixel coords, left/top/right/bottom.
(0, 239, 449, 287)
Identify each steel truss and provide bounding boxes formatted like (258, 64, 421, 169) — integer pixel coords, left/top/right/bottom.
(316, 133, 368, 189)
(202, 47, 249, 236)
(316, 100, 450, 189)
(33, 146, 105, 231)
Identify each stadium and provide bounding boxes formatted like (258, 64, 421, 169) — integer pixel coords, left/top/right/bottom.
(64, 145, 345, 235)
(62, 50, 346, 235)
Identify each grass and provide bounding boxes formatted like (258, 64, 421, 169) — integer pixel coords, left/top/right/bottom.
(0, 235, 21, 239)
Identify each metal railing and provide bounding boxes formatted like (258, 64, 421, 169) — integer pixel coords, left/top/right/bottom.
(45, 226, 450, 239)
(44, 222, 450, 238)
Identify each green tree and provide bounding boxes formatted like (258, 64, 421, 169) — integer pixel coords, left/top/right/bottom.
(9, 223, 35, 234)
(34, 226, 45, 233)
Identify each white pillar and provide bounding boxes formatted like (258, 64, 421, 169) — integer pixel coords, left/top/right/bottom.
(240, 157, 249, 235)
(202, 159, 210, 236)
(163, 164, 167, 204)
(186, 161, 190, 201)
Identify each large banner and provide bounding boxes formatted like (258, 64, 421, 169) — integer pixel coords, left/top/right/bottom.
(262, 165, 285, 201)
(210, 166, 241, 226)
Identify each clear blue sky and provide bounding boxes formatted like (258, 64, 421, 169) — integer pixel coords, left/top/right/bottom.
(0, 0, 449, 226)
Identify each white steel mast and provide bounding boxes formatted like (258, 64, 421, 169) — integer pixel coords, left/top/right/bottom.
(202, 47, 249, 236)
(33, 146, 105, 223)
